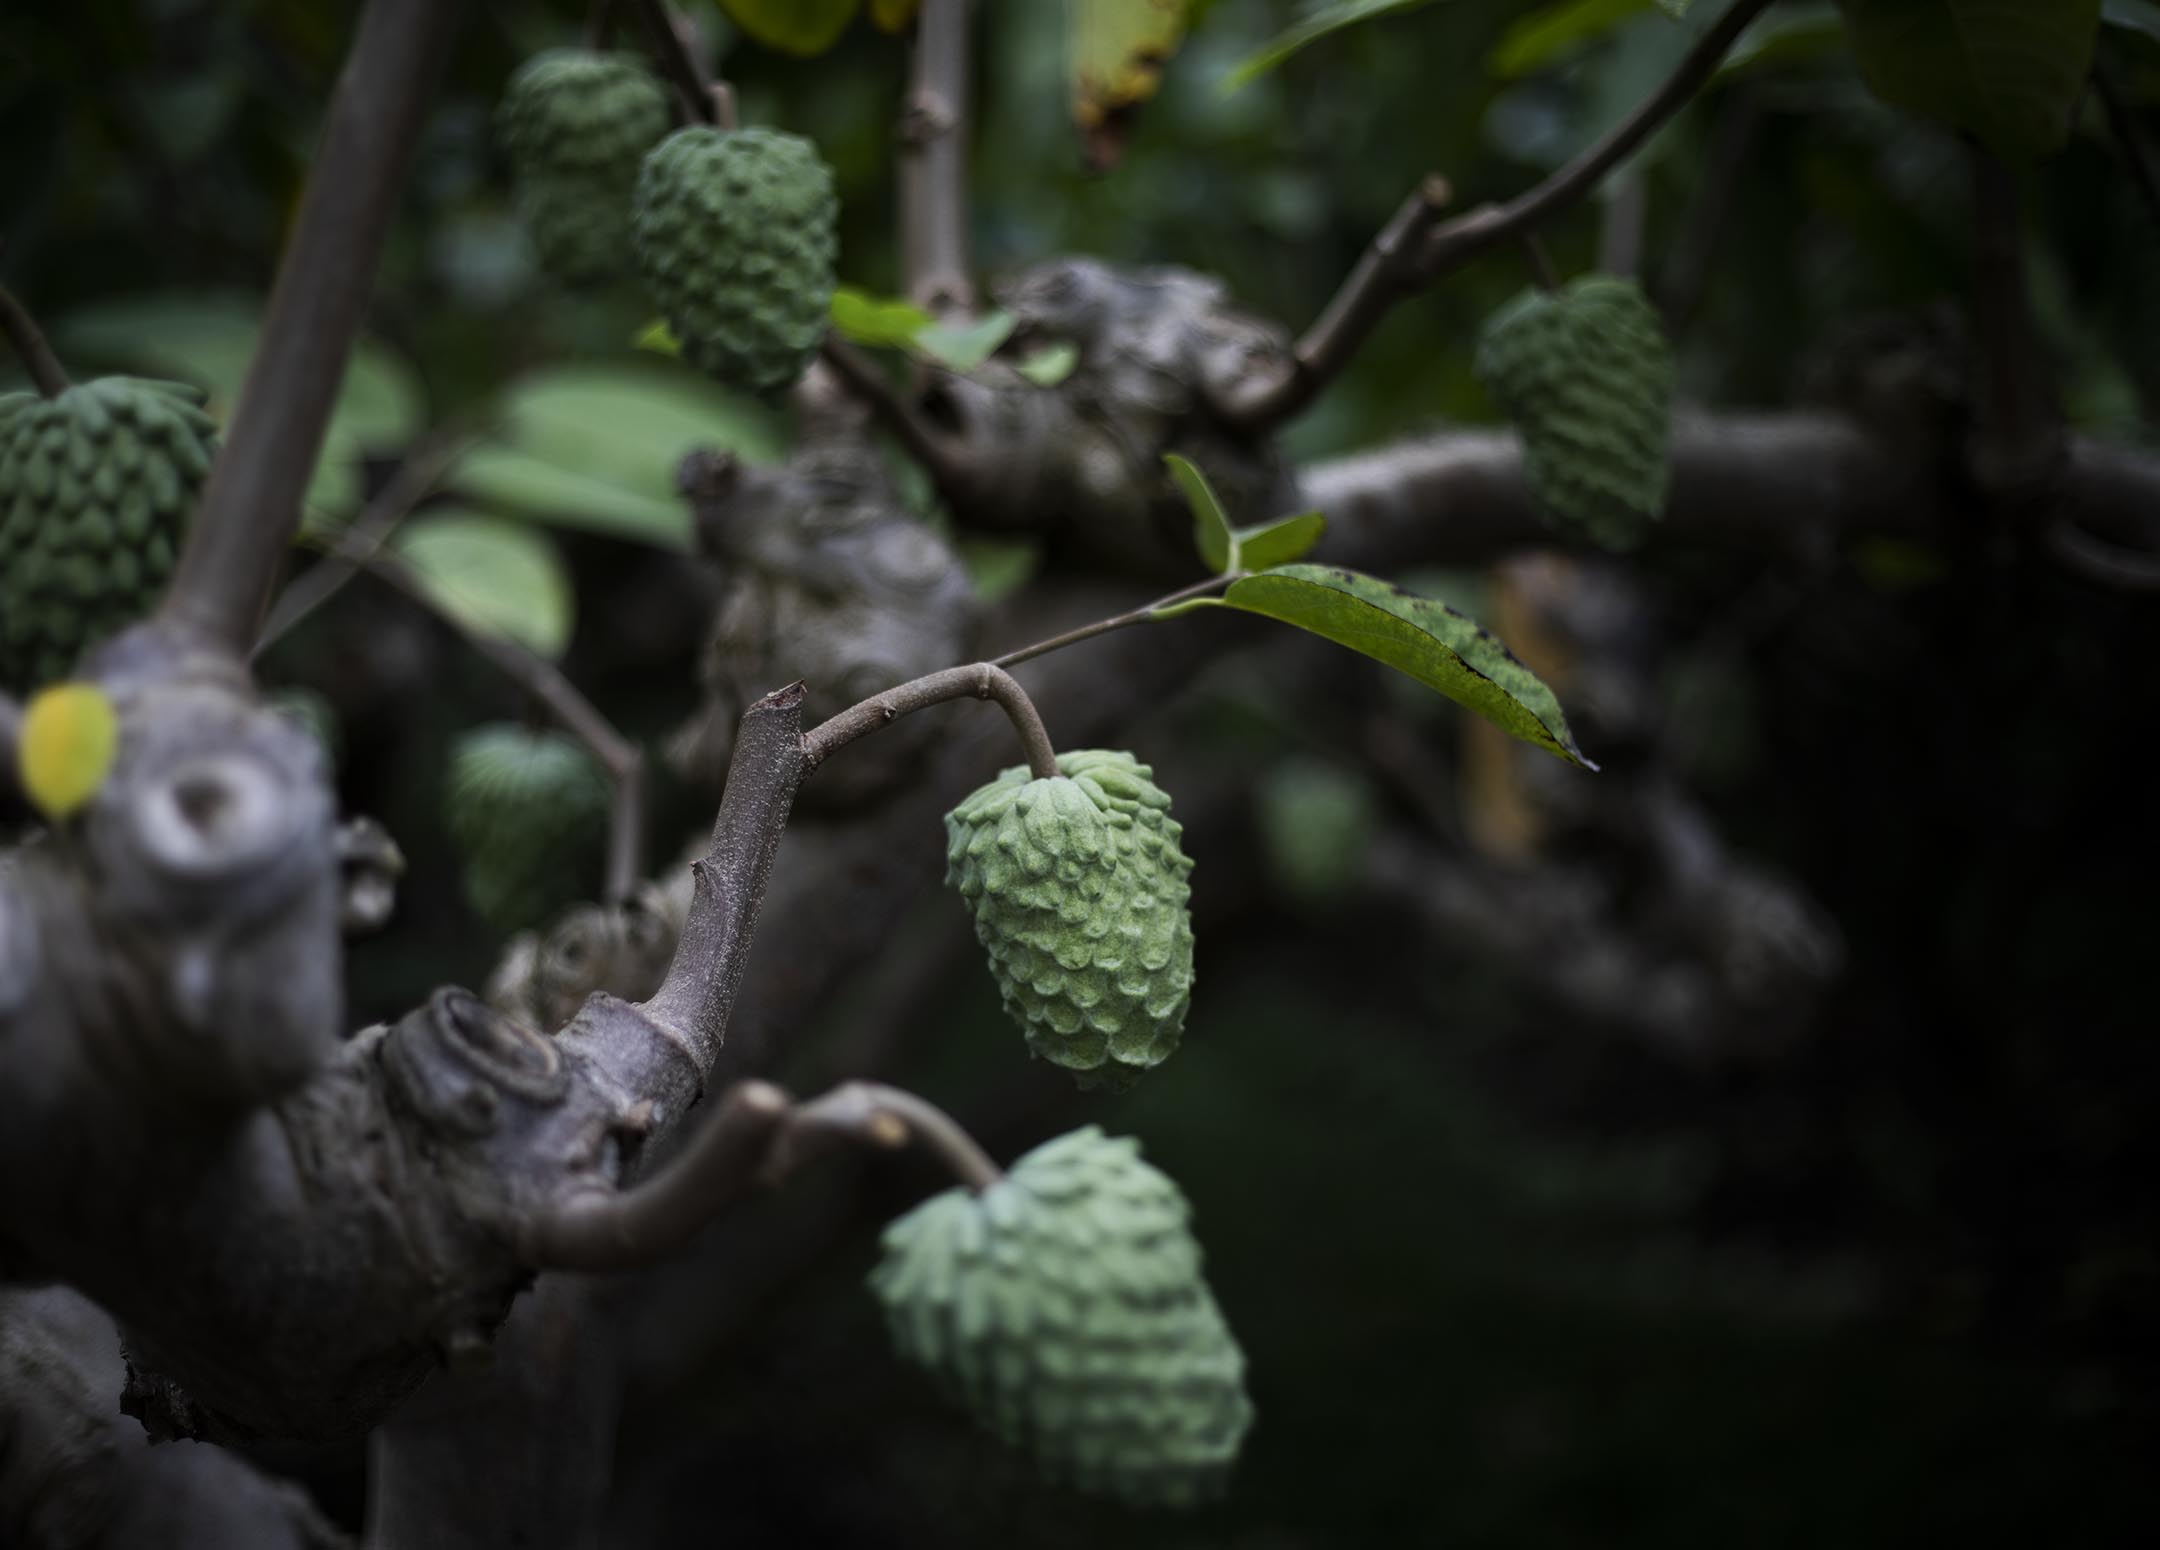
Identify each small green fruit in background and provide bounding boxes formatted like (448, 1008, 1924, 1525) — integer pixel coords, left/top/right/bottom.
(1255, 757, 1376, 903)
(632, 125, 839, 396)
(444, 724, 610, 935)
(1475, 274, 1673, 551)
(497, 49, 672, 284)
(870, 1125, 1253, 1507)
(944, 749, 1195, 1091)
(0, 377, 217, 695)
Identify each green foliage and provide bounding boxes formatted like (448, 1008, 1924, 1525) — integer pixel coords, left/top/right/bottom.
(1163, 453, 1325, 573)
(0, 377, 215, 693)
(497, 49, 671, 285)
(1488, 0, 1662, 79)
(944, 750, 1196, 1091)
(51, 294, 420, 529)
(1840, 0, 2103, 160)
(1227, 0, 1443, 87)
(1191, 563, 1594, 767)
(1014, 341, 1081, 386)
(632, 126, 840, 397)
(1165, 452, 1236, 572)
(444, 724, 610, 935)
(1071, 0, 1193, 152)
(869, 1125, 1252, 1507)
(830, 286, 936, 348)
(1475, 274, 1673, 551)
(720, 0, 861, 56)
(449, 362, 786, 549)
(391, 511, 575, 660)
(1235, 510, 1329, 570)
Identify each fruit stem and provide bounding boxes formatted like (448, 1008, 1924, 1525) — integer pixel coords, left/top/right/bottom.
(802, 662, 1058, 781)
(631, 0, 724, 128)
(0, 281, 71, 398)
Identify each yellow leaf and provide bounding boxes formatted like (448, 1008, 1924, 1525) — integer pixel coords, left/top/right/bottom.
(17, 682, 120, 822)
(870, 0, 920, 29)
(1069, 0, 1189, 167)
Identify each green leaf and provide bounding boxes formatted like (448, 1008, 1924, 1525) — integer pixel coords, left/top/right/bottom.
(1164, 453, 1237, 573)
(1489, 0, 1654, 79)
(958, 537, 1042, 603)
(830, 287, 935, 349)
(1654, 0, 1692, 15)
(718, 0, 859, 55)
(1235, 510, 1327, 570)
(1227, 0, 1442, 89)
(911, 311, 1017, 371)
(1015, 340, 1081, 387)
(391, 512, 575, 660)
(1202, 564, 1594, 767)
(52, 291, 423, 531)
(1841, 0, 2103, 160)
(449, 362, 788, 550)
(633, 319, 681, 357)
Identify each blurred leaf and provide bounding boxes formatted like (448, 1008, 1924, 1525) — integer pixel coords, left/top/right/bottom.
(1489, 0, 1654, 79)
(1255, 757, 1377, 901)
(1194, 564, 1595, 767)
(1716, 3, 1848, 76)
(1236, 510, 1328, 570)
(1227, 0, 1442, 89)
(958, 537, 1042, 602)
(53, 292, 423, 529)
(1655, 0, 1693, 14)
(449, 363, 788, 550)
(1841, 0, 2103, 160)
(1165, 452, 1237, 572)
(911, 310, 1016, 370)
(719, 0, 859, 55)
(392, 512, 575, 660)
(1072, 0, 1191, 164)
(16, 682, 119, 822)
(2103, 0, 2160, 41)
(831, 286, 934, 348)
(870, 0, 922, 27)
(1015, 340, 1081, 386)
(633, 319, 682, 357)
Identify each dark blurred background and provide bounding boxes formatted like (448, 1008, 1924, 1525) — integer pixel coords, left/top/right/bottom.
(6, 1, 2159, 1544)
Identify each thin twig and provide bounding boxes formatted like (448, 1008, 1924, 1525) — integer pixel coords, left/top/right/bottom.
(771, 1082, 1002, 1191)
(160, 0, 465, 655)
(802, 662, 1057, 779)
(1518, 232, 1563, 293)
(2096, 61, 2160, 237)
(898, 0, 974, 312)
(991, 573, 1233, 668)
(631, 0, 724, 127)
(0, 281, 69, 398)
(340, 539, 649, 904)
(252, 431, 469, 656)
(817, 333, 980, 501)
(1224, 0, 1774, 430)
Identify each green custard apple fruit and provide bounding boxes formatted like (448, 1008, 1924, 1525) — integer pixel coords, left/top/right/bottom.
(870, 1125, 1253, 1508)
(1475, 274, 1674, 551)
(944, 749, 1195, 1090)
(498, 48, 672, 284)
(0, 377, 217, 694)
(632, 125, 838, 395)
(444, 724, 610, 935)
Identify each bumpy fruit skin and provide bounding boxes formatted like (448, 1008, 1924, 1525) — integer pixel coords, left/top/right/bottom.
(497, 49, 671, 284)
(632, 126, 838, 396)
(0, 377, 216, 694)
(1475, 274, 1673, 551)
(444, 725, 610, 935)
(870, 1126, 1253, 1508)
(944, 749, 1195, 1090)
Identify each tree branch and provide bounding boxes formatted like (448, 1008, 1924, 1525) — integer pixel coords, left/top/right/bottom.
(1221, 0, 1775, 429)
(991, 574, 1231, 668)
(802, 661, 1058, 779)
(159, 0, 466, 655)
(0, 281, 69, 398)
(631, 0, 732, 128)
(339, 541, 650, 904)
(898, 0, 974, 311)
(640, 683, 807, 1062)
